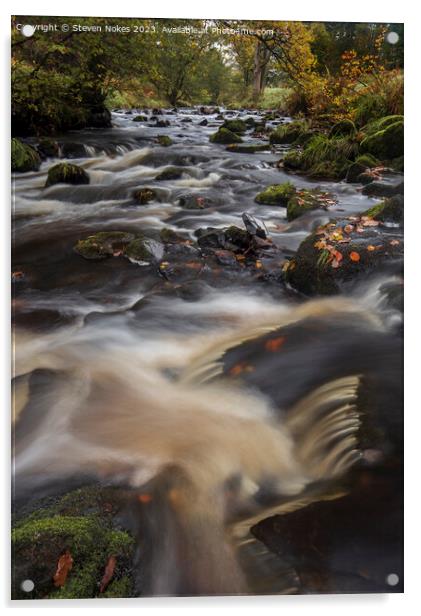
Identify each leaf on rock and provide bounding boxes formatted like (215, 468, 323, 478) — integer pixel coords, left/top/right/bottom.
(349, 251, 361, 262)
(99, 555, 117, 593)
(265, 336, 286, 352)
(53, 550, 73, 587)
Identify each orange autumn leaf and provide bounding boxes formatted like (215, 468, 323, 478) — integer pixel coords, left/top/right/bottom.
(138, 493, 153, 504)
(229, 362, 254, 377)
(53, 550, 73, 587)
(349, 251, 361, 262)
(367, 245, 376, 251)
(265, 336, 286, 352)
(99, 556, 117, 593)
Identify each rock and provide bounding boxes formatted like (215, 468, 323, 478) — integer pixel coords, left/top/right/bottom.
(156, 119, 170, 128)
(12, 485, 135, 600)
(74, 231, 136, 260)
(178, 194, 213, 209)
(11, 138, 41, 172)
(242, 213, 267, 239)
(360, 120, 403, 160)
(45, 163, 89, 187)
(255, 182, 296, 206)
(225, 144, 270, 154)
(159, 228, 186, 244)
(363, 195, 403, 223)
(346, 154, 380, 184)
(282, 150, 303, 171)
(156, 135, 173, 147)
(328, 119, 356, 138)
(60, 142, 88, 158)
(86, 106, 112, 129)
(362, 181, 404, 198)
(195, 226, 250, 253)
(156, 167, 183, 181)
(181, 117, 192, 123)
(133, 188, 157, 204)
(36, 139, 59, 159)
(346, 162, 368, 183)
(221, 119, 247, 134)
(199, 118, 208, 126)
(286, 189, 336, 221)
(125, 237, 163, 263)
(285, 219, 403, 295)
(132, 115, 148, 122)
(245, 117, 256, 128)
(355, 154, 380, 168)
(209, 127, 243, 144)
(269, 120, 308, 145)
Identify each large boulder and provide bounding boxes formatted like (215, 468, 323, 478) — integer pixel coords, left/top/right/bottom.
(362, 195, 403, 223)
(45, 163, 89, 187)
(285, 219, 403, 295)
(269, 121, 308, 145)
(360, 121, 404, 160)
(74, 231, 163, 265)
(12, 138, 41, 172)
(221, 119, 247, 134)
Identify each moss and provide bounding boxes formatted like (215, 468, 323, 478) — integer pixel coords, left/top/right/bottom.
(74, 231, 136, 260)
(12, 138, 41, 172)
(286, 189, 335, 221)
(360, 121, 404, 160)
(328, 119, 356, 138)
(363, 196, 403, 223)
(46, 162, 89, 187)
(156, 167, 183, 180)
(37, 139, 60, 158)
(125, 238, 154, 262)
(255, 182, 296, 206)
(283, 149, 303, 170)
(355, 153, 379, 168)
(209, 127, 243, 144)
(157, 135, 173, 146)
(300, 134, 358, 170)
(225, 143, 270, 153)
(132, 115, 148, 122)
(308, 160, 350, 180)
(12, 485, 136, 600)
(133, 188, 157, 204)
(221, 119, 247, 134)
(269, 120, 308, 145)
(160, 228, 184, 243)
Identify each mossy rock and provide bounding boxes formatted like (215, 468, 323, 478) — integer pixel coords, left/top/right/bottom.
(269, 121, 308, 145)
(157, 135, 173, 147)
(225, 143, 270, 154)
(132, 115, 148, 122)
(245, 117, 256, 127)
(46, 163, 89, 187)
(156, 167, 183, 181)
(308, 160, 351, 181)
(178, 194, 213, 209)
(74, 231, 136, 260)
(355, 154, 379, 168)
(287, 189, 336, 221)
(360, 121, 404, 160)
(346, 162, 369, 183)
(389, 155, 404, 172)
(12, 485, 135, 600)
(133, 187, 157, 205)
(209, 127, 243, 144)
(328, 119, 356, 138)
(159, 228, 185, 244)
(283, 149, 304, 171)
(255, 182, 296, 206)
(362, 181, 404, 198)
(12, 138, 41, 172)
(221, 119, 247, 134)
(125, 238, 156, 263)
(196, 225, 249, 252)
(37, 139, 60, 159)
(285, 220, 403, 295)
(363, 195, 403, 223)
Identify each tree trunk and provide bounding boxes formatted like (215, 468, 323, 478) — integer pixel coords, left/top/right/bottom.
(252, 41, 270, 100)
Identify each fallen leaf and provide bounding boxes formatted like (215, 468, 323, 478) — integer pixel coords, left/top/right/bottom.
(362, 219, 379, 227)
(99, 556, 117, 593)
(265, 336, 286, 352)
(367, 245, 376, 251)
(229, 362, 255, 377)
(53, 550, 73, 587)
(138, 493, 153, 504)
(390, 239, 400, 246)
(349, 251, 361, 262)
(255, 260, 263, 269)
(12, 271, 25, 281)
(344, 224, 354, 234)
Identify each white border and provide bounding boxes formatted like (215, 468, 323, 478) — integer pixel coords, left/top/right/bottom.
(2, 1, 419, 614)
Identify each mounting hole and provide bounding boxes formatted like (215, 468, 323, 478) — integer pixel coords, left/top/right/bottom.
(386, 573, 399, 586)
(21, 25, 35, 37)
(21, 579, 35, 592)
(386, 32, 399, 45)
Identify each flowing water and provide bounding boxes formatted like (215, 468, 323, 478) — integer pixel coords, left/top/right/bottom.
(12, 108, 404, 595)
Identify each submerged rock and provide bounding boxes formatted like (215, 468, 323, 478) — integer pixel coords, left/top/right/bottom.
(363, 195, 404, 223)
(133, 187, 158, 204)
(178, 194, 213, 209)
(209, 127, 243, 144)
(285, 219, 403, 295)
(46, 163, 89, 187)
(225, 143, 270, 154)
(11, 138, 41, 172)
(132, 115, 148, 122)
(155, 167, 183, 181)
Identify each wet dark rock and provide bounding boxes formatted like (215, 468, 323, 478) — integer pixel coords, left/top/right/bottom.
(156, 120, 170, 128)
(286, 219, 403, 295)
(86, 107, 112, 129)
(242, 213, 267, 239)
(225, 143, 270, 154)
(286, 189, 337, 221)
(360, 120, 404, 160)
(133, 188, 158, 205)
(159, 228, 187, 244)
(346, 162, 368, 183)
(36, 138, 60, 159)
(181, 117, 192, 123)
(12, 138, 41, 172)
(209, 127, 243, 144)
(199, 118, 208, 126)
(195, 225, 250, 253)
(60, 142, 88, 159)
(132, 115, 148, 122)
(73, 231, 162, 265)
(45, 163, 89, 187)
(155, 167, 183, 181)
(362, 181, 404, 198)
(363, 195, 403, 223)
(178, 194, 213, 210)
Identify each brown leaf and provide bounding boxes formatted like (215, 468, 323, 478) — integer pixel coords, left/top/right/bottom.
(349, 251, 361, 262)
(344, 224, 354, 234)
(390, 239, 400, 246)
(53, 550, 73, 587)
(229, 362, 255, 377)
(99, 555, 117, 593)
(367, 245, 376, 251)
(265, 336, 286, 352)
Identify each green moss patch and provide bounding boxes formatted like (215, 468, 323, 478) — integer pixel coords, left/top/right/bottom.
(157, 135, 173, 146)
(363, 195, 403, 223)
(269, 120, 309, 145)
(46, 162, 89, 187)
(255, 182, 296, 206)
(221, 119, 247, 134)
(12, 138, 41, 172)
(360, 120, 403, 160)
(209, 127, 243, 144)
(286, 189, 337, 221)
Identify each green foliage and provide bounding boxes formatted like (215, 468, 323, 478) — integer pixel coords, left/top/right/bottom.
(11, 138, 41, 172)
(300, 134, 358, 171)
(328, 119, 356, 138)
